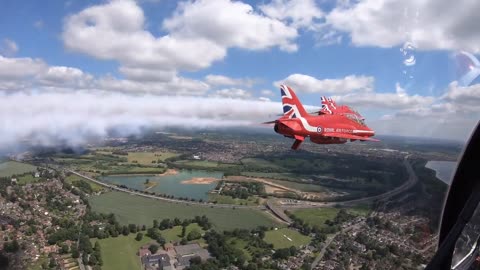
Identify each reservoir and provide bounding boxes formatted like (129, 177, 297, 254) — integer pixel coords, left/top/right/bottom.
(425, 161, 457, 185)
(100, 169, 223, 200)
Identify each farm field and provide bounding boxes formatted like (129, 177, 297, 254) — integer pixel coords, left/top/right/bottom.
(91, 234, 154, 270)
(65, 174, 104, 192)
(90, 192, 281, 232)
(126, 152, 178, 165)
(263, 228, 311, 249)
(290, 208, 340, 229)
(173, 160, 219, 168)
(0, 161, 37, 177)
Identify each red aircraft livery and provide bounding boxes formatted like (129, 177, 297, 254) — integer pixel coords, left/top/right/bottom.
(268, 85, 378, 150)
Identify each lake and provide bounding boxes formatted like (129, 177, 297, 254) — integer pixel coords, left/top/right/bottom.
(425, 161, 457, 185)
(100, 170, 223, 200)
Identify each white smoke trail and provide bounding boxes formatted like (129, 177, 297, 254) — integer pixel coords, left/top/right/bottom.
(0, 91, 285, 149)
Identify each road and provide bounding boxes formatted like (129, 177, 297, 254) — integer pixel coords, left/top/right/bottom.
(281, 155, 418, 209)
(310, 223, 359, 269)
(67, 154, 417, 225)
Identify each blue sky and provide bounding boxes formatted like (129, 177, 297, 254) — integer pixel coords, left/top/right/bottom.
(1, 0, 455, 96)
(0, 0, 479, 145)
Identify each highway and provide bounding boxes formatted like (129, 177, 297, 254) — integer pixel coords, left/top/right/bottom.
(280, 155, 418, 209)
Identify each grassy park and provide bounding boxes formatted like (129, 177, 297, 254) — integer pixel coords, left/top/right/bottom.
(0, 161, 37, 177)
(90, 191, 281, 232)
(126, 152, 178, 165)
(161, 223, 204, 242)
(263, 228, 311, 249)
(92, 234, 154, 270)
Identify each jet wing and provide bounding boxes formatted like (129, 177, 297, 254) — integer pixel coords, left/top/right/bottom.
(322, 133, 380, 142)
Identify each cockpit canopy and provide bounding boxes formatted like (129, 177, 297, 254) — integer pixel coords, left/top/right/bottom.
(345, 113, 366, 126)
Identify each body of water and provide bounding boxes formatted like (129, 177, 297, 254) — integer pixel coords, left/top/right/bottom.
(425, 161, 457, 185)
(100, 170, 223, 200)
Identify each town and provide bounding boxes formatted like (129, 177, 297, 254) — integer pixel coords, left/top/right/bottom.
(0, 130, 459, 270)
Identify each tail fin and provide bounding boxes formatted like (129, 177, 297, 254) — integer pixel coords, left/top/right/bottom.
(280, 85, 308, 119)
(320, 96, 337, 115)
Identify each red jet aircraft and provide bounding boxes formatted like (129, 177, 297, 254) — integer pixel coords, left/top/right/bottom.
(267, 85, 378, 150)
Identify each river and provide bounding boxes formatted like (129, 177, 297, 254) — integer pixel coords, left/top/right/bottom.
(425, 160, 457, 185)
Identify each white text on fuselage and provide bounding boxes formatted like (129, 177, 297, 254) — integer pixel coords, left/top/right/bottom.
(324, 128, 352, 133)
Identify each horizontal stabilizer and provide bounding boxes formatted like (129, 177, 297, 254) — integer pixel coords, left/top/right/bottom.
(262, 120, 277, 124)
(323, 133, 380, 142)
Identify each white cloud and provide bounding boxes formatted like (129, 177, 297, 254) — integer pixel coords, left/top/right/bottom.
(163, 0, 299, 52)
(211, 88, 252, 99)
(333, 91, 435, 110)
(259, 97, 271, 102)
(261, 89, 275, 96)
(62, 0, 299, 88)
(0, 39, 19, 57)
(205, 74, 256, 88)
(0, 91, 281, 148)
(442, 82, 480, 111)
(37, 66, 94, 89)
(275, 73, 374, 94)
(324, 0, 480, 52)
(0, 55, 208, 95)
(62, 0, 226, 79)
(0, 56, 46, 80)
(259, 0, 323, 29)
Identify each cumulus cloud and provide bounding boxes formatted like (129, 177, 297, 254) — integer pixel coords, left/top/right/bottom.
(259, 0, 323, 29)
(0, 55, 208, 95)
(261, 89, 275, 96)
(0, 56, 46, 80)
(324, 0, 480, 52)
(205, 74, 256, 88)
(211, 88, 252, 99)
(163, 0, 298, 52)
(275, 73, 374, 94)
(62, 0, 299, 87)
(333, 91, 435, 110)
(0, 91, 281, 148)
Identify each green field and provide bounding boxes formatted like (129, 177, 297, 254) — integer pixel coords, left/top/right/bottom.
(92, 234, 154, 270)
(268, 179, 326, 193)
(0, 161, 37, 177)
(54, 152, 167, 175)
(90, 192, 281, 231)
(208, 194, 259, 206)
(290, 208, 340, 228)
(65, 174, 104, 192)
(17, 174, 38, 185)
(240, 158, 284, 170)
(174, 160, 219, 168)
(161, 223, 204, 242)
(127, 152, 178, 165)
(263, 228, 311, 249)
